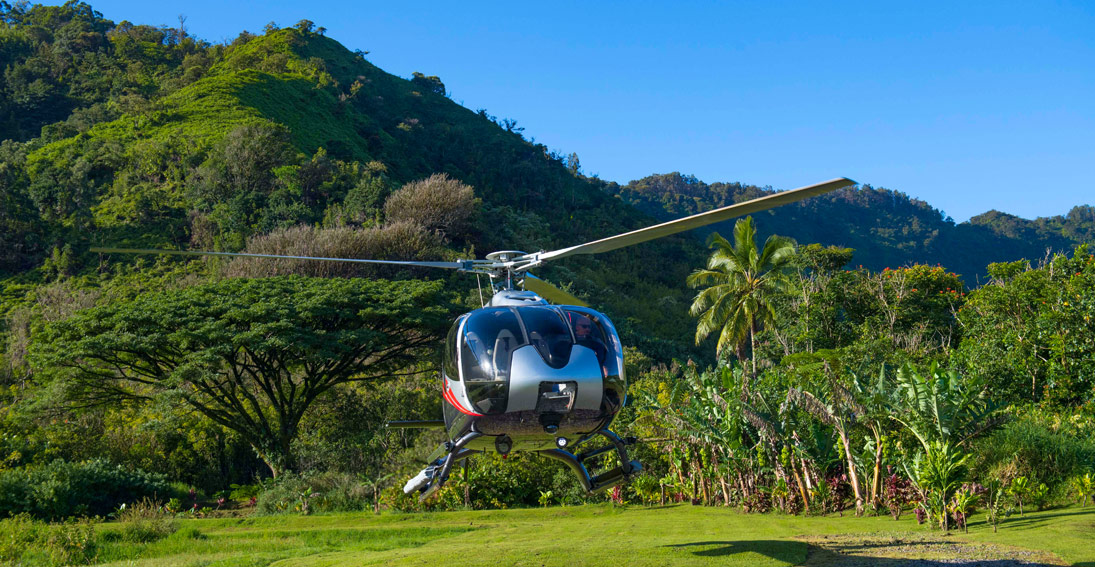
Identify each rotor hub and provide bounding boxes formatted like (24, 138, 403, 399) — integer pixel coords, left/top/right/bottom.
(485, 250, 528, 263)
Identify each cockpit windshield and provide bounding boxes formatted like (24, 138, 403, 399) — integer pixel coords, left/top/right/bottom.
(456, 306, 617, 416)
(515, 306, 574, 368)
(461, 308, 525, 383)
(460, 307, 578, 383)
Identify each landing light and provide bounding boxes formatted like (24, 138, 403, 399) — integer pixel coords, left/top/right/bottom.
(495, 435, 512, 456)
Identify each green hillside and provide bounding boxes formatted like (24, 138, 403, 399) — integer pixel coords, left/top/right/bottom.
(0, 3, 701, 358)
(610, 172, 1095, 282)
(2, 3, 1094, 535)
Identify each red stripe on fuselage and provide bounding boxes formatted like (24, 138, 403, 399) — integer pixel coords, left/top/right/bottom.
(444, 381, 483, 416)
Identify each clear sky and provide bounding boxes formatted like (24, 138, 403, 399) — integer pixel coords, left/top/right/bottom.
(56, 1, 1095, 222)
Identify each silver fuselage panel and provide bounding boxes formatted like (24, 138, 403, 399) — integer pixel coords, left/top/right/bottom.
(506, 344, 603, 412)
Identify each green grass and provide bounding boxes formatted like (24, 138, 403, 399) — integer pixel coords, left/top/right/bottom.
(87, 504, 1094, 567)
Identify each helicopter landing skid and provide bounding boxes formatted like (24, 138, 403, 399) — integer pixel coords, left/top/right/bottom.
(404, 431, 482, 501)
(539, 429, 641, 493)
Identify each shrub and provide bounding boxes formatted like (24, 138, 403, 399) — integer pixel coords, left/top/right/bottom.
(972, 409, 1095, 494)
(0, 514, 43, 563)
(0, 514, 97, 566)
(0, 460, 170, 520)
(255, 472, 370, 515)
(1071, 472, 1095, 507)
(225, 222, 445, 278)
(115, 498, 177, 543)
(383, 173, 477, 237)
(1009, 476, 1032, 516)
(909, 441, 968, 531)
(983, 479, 1009, 533)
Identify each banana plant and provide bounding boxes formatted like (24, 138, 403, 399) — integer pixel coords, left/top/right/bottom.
(891, 363, 1001, 450)
(782, 356, 873, 516)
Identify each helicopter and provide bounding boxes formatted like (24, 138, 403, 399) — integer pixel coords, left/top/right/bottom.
(94, 176, 855, 500)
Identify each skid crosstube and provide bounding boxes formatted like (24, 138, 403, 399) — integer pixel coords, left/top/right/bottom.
(539, 429, 641, 493)
(404, 428, 641, 500)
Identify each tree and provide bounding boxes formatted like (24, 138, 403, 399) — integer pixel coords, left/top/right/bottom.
(410, 72, 446, 97)
(687, 216, 795, 387)
(34, 277, 452, 477)
(955, 246, 1095, 406)
(784, 359, 869, 516)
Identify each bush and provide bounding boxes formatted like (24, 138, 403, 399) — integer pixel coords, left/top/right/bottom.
(225, 222, 446, 278)
(115, 498, 177, 543)
(0, 514, 97, 566)
(0, 460, 170, 520)
(382, 453, 581, 513)
(971, 409, 1095, 495)
(383, 173, 477, 237)
(255, 472, 370, 515)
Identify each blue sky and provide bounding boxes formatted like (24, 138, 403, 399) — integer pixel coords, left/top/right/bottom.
(61, 1, 1094, 222)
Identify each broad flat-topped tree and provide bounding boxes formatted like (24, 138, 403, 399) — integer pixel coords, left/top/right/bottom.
(34, 276, 451, 476)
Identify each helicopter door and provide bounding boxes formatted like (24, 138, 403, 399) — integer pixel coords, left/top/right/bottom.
(566, 310, 626, 415)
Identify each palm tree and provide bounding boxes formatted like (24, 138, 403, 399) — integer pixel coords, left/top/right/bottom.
(687, 216, 795, 384)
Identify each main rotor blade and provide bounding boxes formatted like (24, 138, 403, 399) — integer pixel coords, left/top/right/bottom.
(90, 247, 472, 270)
(523, 273, 589, 307)
(533, 177, 855, 262)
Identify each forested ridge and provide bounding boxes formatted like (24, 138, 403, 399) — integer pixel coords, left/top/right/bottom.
(0, 2, 1093, 550)
(612, 173, 1095, 283)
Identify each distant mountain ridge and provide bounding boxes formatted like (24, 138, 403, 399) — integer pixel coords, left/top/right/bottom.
(1, 0, 1092, 357)
(607, 173, 1095, 282)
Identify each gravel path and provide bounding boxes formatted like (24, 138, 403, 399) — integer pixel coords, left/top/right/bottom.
(798, 533, 1066, 566)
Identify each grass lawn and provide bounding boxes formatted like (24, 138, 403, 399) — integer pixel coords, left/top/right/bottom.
(93, 504, 1095, 567)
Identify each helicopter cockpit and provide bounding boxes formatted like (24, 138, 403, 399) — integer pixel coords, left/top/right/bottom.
(444, 306, 624, 418)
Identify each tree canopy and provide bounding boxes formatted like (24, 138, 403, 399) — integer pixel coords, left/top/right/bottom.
(33, 276, 453, 476)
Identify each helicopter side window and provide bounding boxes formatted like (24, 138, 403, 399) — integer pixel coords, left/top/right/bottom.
(492, 328, 519, 379)
(443, 317, 462, 380)
(566, 311, 608, 365)
(566, 310, 625, 413)
(516, 307, 573, 369)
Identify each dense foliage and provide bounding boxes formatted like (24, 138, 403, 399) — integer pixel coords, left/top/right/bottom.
(0, 459, 169, 519)
(619, 235, 1093, 526)
(611, 172, 1095, 282)
(33, 276, 452, 477)
(0, 2, 1092, 526)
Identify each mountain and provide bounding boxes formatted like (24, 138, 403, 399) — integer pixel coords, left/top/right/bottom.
(1, 2, 1092, 360)
(608, 173, 1095, 282)
(0, 3, 702, 359)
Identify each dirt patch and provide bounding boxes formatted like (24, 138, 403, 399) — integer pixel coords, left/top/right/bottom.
(797, 532, 1066, 566)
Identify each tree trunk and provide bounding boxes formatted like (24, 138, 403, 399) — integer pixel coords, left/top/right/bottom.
(869, 427, 883, 510)
(837, 424, 864, 516)
(792, 459, 810, 511)
(749, 320, 758, 388)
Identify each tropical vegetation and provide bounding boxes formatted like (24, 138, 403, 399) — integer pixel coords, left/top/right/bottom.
(0, 4, 1092, 559)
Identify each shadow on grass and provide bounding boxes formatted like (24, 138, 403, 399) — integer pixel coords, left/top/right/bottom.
(664, 540, 1066, 566)
(984, 507, 1095, 531)
(664, 540, 803, 562)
